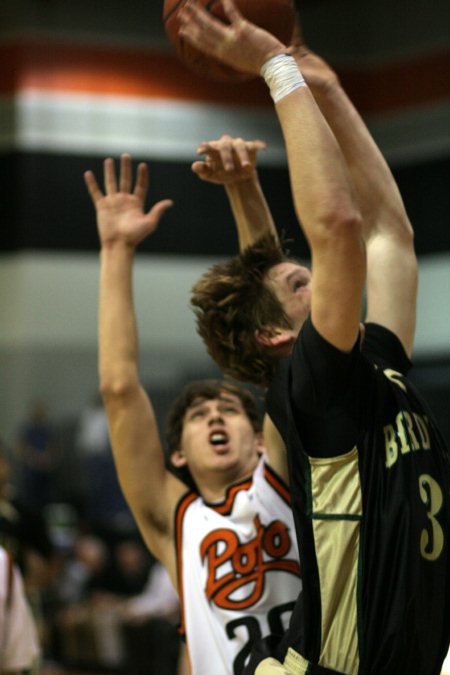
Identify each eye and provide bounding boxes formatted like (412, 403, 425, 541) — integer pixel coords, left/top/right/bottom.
(222, 406, 239, 414)
(189, 409, 205, 420)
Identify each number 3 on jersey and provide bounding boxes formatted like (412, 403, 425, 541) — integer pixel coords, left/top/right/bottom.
(419, 473, 445, 561)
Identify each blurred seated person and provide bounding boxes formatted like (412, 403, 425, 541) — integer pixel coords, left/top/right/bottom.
(119, 560, 182, 675)
(0, 438, 56, 662)
(54, 535, 154, 672)
(0, 544, 40, 674)
(0, 439, 55, 589)
(74, 394, 134, 535)
(15, 401, 59, 511)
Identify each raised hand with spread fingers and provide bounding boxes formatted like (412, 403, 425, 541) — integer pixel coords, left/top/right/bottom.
(84, 154, 173, 249)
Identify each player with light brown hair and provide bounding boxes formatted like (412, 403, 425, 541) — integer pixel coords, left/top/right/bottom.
(180, 2, 450, 673)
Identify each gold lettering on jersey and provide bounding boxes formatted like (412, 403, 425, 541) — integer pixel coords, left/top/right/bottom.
(385, 411, 430, 468)
(200, 515, 300, 610)
(384, 368, 407, 392)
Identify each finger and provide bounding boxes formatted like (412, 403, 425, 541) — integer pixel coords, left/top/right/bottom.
(146, 199, 174, 232)
(180, 0, 213, 30)
(133, 163, 149, 202)
(119, 154, 132, 193)
(197, 141, 219, 156)
(83, 171, 104, 204)
(218, 142, 235, 172)
(221, 0, 243, 24)
(233, 138, 252, 169)
(104, 158, 118, 195)
(252, 140, 267, 152)
(179, 1, 226, 49)
(197, 142, 208, 155)
(247, 140, 267, 164)
(191, 161, 212, 176)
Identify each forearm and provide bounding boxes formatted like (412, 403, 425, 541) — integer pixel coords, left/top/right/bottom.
(312, 82, 413, 240)
(274, 85, 358, 240)
(274, 80, 366, 351)
(313, 83, 417, 353)
(99, 244, 139, 394)
(225, 175, 278, 250)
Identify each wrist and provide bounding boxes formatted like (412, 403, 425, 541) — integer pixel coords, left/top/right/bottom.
(100, 239, 136, 256)
(260, 54, 306, 103)
(224, 172, 258, 191)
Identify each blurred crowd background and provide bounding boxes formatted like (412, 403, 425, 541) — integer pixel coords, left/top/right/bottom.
(0, 396, 186, 674)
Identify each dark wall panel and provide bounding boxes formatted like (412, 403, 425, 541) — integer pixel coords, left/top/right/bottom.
(1, 152, 449, 257)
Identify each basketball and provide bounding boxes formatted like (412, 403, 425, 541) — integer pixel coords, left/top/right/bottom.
(163, 0, 296, 83)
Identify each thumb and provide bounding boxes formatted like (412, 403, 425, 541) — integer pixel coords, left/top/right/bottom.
(191, 161, 211, 176)
(147, 199, 174, 227)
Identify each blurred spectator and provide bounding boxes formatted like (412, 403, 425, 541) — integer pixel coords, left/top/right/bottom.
(103, 538, 152, 598)
(74, 394, 133, 535)
(120, 560, 179, 624)
(0, 438, 57, 667)
(55, 534, 110, 608)
(52, 535, 153, 672)
(51, 533, 115, 670)
(0, 440, 55, 582)
(15, 400, 59, 510)
(0, 544, 40, 673)
(119, 561, 181, 675)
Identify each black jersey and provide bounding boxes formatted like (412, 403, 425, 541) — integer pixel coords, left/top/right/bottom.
(266, 318, 450, 675)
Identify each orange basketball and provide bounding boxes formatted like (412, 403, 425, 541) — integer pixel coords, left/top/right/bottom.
(163, 0, 296, 83)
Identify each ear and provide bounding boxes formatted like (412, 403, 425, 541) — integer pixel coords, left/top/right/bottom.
(255, 328, 295, 354)
(254, 431, 266, 456)
(170, 448, 188, 468)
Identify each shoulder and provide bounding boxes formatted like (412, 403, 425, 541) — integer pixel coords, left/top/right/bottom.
(363, 323, 412, 375)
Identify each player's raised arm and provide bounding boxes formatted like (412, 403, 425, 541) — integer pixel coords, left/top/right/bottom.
(192, 134, 278, 249)
(84, 156, 185, 571)
(291, 22, 417, 356)
(181, 0, 364, 352)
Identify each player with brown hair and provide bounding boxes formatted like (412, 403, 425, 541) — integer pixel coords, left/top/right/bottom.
(179, 1, 450, 673)
(83, 141, 302, 675)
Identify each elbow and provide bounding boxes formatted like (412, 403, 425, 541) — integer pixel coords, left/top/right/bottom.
(99, 369, 139, 403)
(311, 202, 363, 246)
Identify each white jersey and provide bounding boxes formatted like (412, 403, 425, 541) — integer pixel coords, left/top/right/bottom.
(175, 458, 302, 675)
(0, 546, 40, 671)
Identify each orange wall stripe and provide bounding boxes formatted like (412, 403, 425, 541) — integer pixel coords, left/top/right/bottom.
(0, 39, 271, 106)
(339, 52, 450, 114)
(1, 38, 449, 114)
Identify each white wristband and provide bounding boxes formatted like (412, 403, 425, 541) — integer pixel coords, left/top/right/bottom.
(260, 54, 306, 103)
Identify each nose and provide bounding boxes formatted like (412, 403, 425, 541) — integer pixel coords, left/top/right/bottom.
(207, 407, 224, 425)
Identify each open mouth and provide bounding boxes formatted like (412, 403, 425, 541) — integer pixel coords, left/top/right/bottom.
(209, 431, 229, 448)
